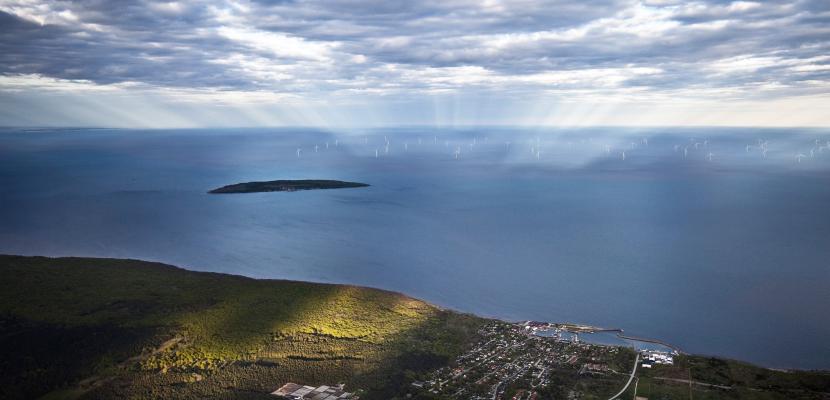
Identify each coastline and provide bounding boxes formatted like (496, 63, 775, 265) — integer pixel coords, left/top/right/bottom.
(1, 253, 823, 374)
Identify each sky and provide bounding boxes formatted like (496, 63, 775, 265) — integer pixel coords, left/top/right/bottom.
(0, 0, 829, 128)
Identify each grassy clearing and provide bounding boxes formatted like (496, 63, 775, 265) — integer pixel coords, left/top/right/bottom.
(631, 354, 830, 399)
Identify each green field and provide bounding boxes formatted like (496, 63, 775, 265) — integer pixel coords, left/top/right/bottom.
(0, 255, 482, 399)
(626, 354, 830, 400)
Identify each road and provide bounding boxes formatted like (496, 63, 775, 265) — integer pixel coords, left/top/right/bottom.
(609, 353, 639, 400)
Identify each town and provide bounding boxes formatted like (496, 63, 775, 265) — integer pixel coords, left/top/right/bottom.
(410, 321, 657, 399)
(267, 319, 682, 400)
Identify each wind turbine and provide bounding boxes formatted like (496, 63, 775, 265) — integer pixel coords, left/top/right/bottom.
(297, 148, 302, 158)
(683, 147, 688, 158)
(621, 151, 626, 161)
(795, 153, 806, 163)
(315, 145, 319, 153)
(375, 148, 379, 158)
(707, 152, 714, 162)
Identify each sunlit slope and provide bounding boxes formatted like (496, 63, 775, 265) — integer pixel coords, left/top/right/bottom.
(0, 255, 482, 400)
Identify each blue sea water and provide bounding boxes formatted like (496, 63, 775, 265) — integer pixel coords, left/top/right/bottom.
(1, 127, 829, 369)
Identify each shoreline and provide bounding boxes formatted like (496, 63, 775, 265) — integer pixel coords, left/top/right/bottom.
(1, 253, 825, 373)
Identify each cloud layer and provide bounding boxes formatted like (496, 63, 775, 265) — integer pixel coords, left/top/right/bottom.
(1, 0, 829, 127)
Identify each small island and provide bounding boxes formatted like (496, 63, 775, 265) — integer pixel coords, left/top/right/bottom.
(208, 179, 369, 194)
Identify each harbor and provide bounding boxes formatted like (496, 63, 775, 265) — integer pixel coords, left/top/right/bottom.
(524, 321, 681, 354)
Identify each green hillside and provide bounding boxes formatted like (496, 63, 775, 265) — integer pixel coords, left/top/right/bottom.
(0, 255, 483, 400)
(2, 255, 828, 400)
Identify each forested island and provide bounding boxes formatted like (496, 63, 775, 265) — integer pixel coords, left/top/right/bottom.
(1, 255, 828, 400)
(209, 179, 369, 194)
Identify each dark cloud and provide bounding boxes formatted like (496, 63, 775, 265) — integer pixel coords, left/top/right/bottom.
(0, 0, 828, 100)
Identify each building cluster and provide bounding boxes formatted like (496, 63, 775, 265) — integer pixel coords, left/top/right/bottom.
(580, 363, 610, 374)
(412, 322, 629, 399)
(271, 383, 357, 399)
(640, 350, 674, 368)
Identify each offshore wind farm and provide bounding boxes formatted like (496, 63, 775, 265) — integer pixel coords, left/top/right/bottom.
(280, 128, 830, 170)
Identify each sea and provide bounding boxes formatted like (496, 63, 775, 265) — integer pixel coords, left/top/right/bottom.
(1, 126, 828, 370)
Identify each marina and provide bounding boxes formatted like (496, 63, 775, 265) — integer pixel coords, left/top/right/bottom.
(526, 322, 680, 354)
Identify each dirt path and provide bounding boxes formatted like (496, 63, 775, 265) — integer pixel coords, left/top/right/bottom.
(653, 377, 732, 390)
